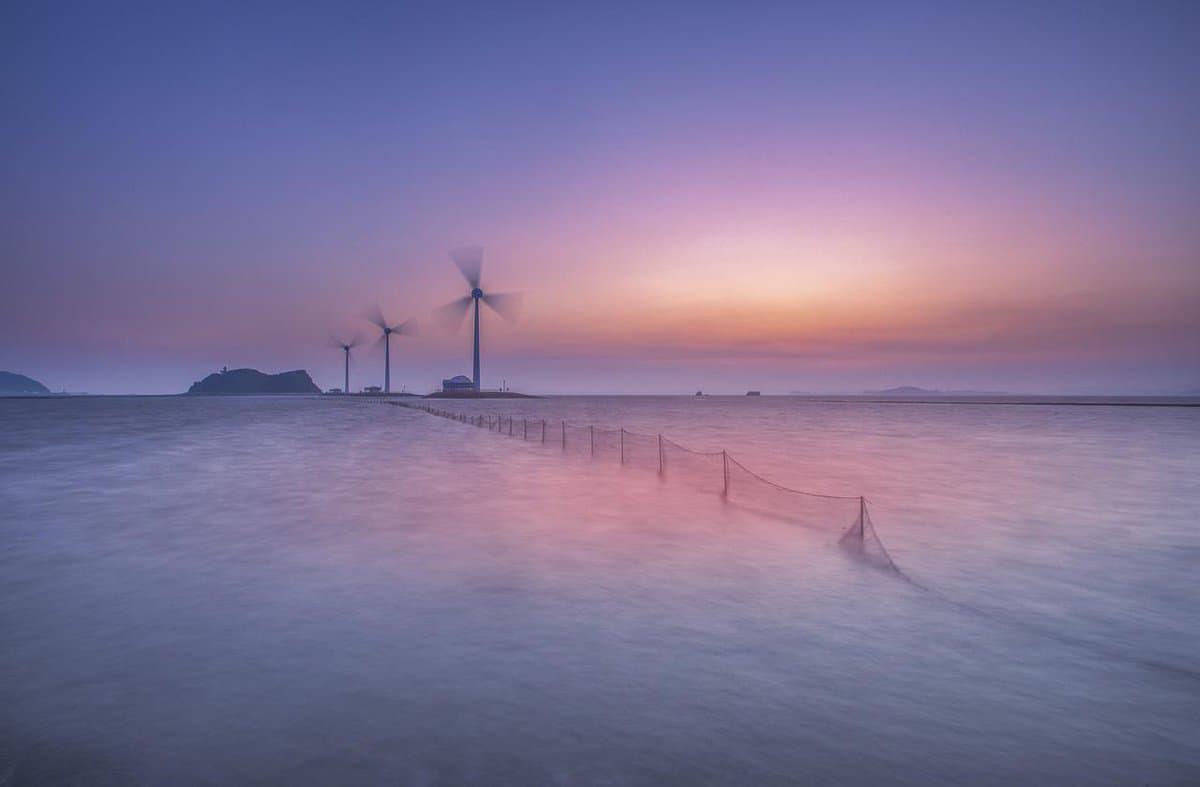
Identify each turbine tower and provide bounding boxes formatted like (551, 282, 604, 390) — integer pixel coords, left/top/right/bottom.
(366, 308, 417, 393)
(329, 335, 362, 393)
(435, 246, 521, 392)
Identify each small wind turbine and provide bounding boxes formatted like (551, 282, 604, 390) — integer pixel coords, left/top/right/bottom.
(366, 307, 417, 393)
(329, 335, 361, 394)
(434, 246, 521, 392)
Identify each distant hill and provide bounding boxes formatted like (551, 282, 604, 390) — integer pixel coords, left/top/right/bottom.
(865, 386, 1009, 396)
(0, 371, 50, 394)
(866, 386, 940, 396)
(186, 368, 320, 395)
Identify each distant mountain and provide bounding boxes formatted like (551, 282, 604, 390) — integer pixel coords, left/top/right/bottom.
(0, 371, 50, 394)
(865, 386, 1009, 396)
(866, 386, 940, 396)
(186, 368, 320, 395)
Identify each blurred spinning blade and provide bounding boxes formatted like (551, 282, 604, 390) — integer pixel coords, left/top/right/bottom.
(481, 292, 522, 321)
(433, 296, 473, 333)
(450, 246, 483, 289)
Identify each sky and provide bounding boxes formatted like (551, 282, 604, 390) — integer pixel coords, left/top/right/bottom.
(2, 1, 1198, 395)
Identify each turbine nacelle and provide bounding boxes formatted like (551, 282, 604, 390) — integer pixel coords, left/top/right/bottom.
(330, 335, 362, 353)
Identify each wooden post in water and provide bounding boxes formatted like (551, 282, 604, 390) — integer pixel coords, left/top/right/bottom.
(619, 429, 625, 465)
(561, 420, 566, 450)
(657, 434, 664, 475)
(859, 496, 866, 541)
(590, 425, 594, 457)
(523, 418, 527, 440)
(722, 450, 729, 497)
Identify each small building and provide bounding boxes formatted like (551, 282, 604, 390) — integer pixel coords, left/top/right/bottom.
(363, 385, 382, 393)
(442, 375, 475, 393)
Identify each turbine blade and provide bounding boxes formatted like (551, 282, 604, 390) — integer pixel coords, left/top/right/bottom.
(365, 305, 388, 331)
(347, 333, 364, 348)
(481, 291, 522, 321)
(395, 318, 419, 337)
(450, 246, 483, 289)
(432, 297, 472, 333)
(329, 335, 347, 349)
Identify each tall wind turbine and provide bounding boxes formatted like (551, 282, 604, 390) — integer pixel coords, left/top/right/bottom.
(434, 246, 521, 392)
(329, 335, 361, 393)
(366, 307, 417, 393)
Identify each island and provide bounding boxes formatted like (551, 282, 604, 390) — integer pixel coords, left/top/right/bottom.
(0, 371, 50, 395)
(186, 368, 321, 395)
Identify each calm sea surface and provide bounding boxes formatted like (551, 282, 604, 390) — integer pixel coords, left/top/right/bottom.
(1, 395, 1198, 785)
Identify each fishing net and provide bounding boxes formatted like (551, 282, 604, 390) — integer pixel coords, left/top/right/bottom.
(411, 404, 897, 572)
(619, 429, 662, 472)
(661, 437, 726, 494)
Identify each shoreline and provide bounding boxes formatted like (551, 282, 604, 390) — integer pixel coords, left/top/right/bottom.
(1, 393, 1197, 407)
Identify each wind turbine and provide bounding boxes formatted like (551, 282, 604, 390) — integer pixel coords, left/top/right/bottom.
(366, 307, 417, 393)
(434, 246, 521, 392)
(329, 335, 361, 394)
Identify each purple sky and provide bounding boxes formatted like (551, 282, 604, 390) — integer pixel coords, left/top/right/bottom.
(2, 1, 1198, 394)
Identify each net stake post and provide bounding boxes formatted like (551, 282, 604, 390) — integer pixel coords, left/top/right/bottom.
(524, 418, 527, 440)
(561, 420, 566, 450)
(859, 497, 866, 541)
(722, 450, 729, 498)
(542, 419, 546, 443)
(657, 434, 663, 475)
(590, 425, 594, 457)
(619, 429, 625, 465)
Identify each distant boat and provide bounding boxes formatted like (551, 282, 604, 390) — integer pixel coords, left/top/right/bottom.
(694, 390, 704, 397)
(746, 391, 761, 396)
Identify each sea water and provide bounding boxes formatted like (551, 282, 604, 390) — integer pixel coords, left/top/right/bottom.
(1, 395, 1197, 785)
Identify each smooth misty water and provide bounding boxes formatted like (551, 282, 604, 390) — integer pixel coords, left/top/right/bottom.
(1, 396, 1197, 785)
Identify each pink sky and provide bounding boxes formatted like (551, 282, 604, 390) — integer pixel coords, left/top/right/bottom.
(2, 3, 1197, 394)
